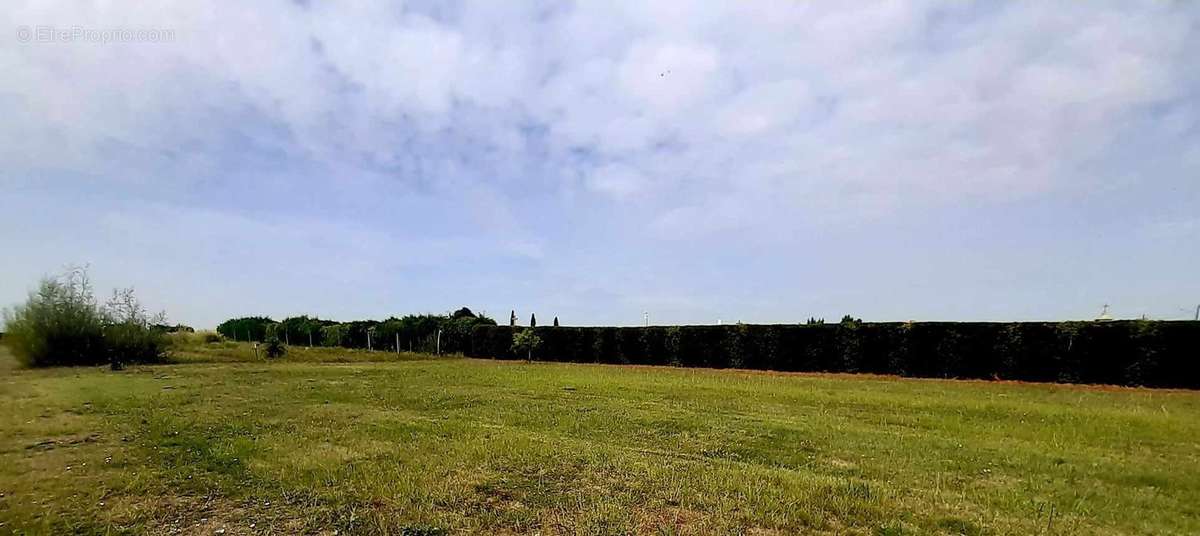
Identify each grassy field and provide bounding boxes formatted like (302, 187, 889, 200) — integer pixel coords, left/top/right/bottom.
(1, 342, 1198, 535)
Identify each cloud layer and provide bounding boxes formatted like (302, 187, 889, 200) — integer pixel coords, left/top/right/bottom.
(2, 1, 1198, 326)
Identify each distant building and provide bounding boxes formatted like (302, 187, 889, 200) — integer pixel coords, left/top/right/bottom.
(1096, 304, 1114, 322)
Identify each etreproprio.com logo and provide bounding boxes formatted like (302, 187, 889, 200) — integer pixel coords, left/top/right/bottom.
(16, 25, 175, 44)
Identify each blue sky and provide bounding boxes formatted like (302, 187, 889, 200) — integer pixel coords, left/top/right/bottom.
(2, 1, 1198, 328)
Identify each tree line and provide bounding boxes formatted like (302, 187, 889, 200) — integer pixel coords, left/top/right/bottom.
(215, 307, 498, 354)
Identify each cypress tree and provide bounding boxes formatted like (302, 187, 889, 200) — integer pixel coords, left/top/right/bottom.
(530, 313, 537, 327)
(510, 310, 516, 327)
(553, 316, 559, 327)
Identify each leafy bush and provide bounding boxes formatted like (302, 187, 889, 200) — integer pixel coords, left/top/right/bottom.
(2, 269, 105, 367)
(263, 335, 286, 359)
(201, 331, 223, 344)
(101, 288, 169, 367)
(2, 268, 168, 368)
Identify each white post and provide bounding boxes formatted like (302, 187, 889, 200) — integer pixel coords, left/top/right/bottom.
(395, 333, 400, 355)
(436, 329, 442, 355)
(367, 330, 372, 351)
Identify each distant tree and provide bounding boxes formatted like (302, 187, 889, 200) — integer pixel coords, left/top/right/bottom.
(840, 315, 862, 326)
(452, 307, 476, 319)
(216, 316, 275, 342)
(553, 316, 559, 327)
(510, 310, 516, 327)
(471, 312, 497, 326)
(530, 313, 537, 327)
(321, 323, 348, 346)
(806, 317, 824, 325)
(275, 316, 330, 347)
(511, 328, 542, 361)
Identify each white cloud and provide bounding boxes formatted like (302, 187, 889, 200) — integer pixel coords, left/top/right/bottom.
(4, 1, 1192, 210)
(1, 1, 1197, 324)
(616, 40, 723, 117)
(715, 79, 812, 137)
(586, 163, 646, 200)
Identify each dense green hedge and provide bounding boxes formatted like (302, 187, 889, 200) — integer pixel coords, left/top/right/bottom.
(466, 321, 1200, 388)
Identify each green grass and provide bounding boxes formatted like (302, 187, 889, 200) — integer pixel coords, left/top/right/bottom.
(165, 336, 433, 364)
(1, 342, 1198, 535)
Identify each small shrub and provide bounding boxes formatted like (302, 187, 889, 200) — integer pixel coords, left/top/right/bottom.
(263, 335, 286, 359)
(101, 287, 169, 368)
(2, 268, 105, 367)
(201, 331, 222, 344)
(511, 328, 542, 361)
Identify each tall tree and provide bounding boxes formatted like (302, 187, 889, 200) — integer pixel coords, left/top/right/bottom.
(553, 316, 559, 327)
(510, 310, 516, 327)
(530, 313, 537, 327)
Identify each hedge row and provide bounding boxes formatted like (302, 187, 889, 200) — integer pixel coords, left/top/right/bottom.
(215, 310, 495, 354)
(466, 321, 1200, 388)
